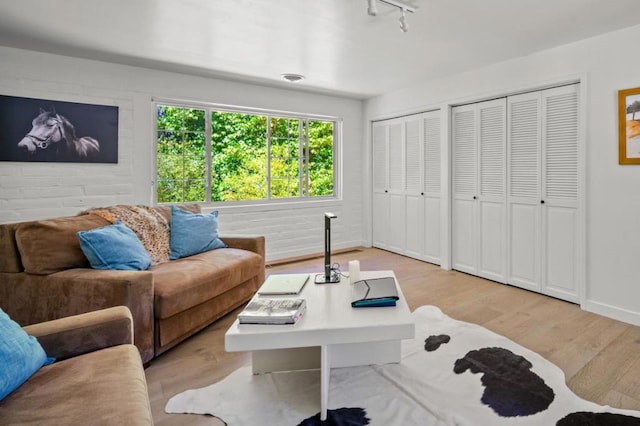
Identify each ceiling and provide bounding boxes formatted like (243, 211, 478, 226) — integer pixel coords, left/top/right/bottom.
(1, 0, 640, 99)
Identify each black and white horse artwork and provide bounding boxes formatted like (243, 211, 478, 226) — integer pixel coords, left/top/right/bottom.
(17, 109, 100, 160)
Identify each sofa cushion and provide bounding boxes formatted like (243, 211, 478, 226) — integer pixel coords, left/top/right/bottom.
(0, 345, 153, 425)
(152, 248, 263, 319)
(14, 215, 110, 275)
(0, 308, 52, 401)
(77, 221, 152, 271)
(170, 206, 226, 260)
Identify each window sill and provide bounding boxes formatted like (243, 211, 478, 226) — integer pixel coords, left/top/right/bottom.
(167, 198, 343, 215)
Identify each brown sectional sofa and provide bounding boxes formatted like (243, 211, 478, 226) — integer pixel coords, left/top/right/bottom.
(0, 205, 265, 363)
(0, 306, 153, 425)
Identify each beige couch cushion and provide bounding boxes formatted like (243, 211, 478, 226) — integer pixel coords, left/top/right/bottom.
(14, 215, 110, 275)
(152, 248, 263, 319)
(0, 345, 152, 425)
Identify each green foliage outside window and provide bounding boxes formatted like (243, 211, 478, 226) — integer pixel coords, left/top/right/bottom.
(156, 105, 335, 204)
(157, 107, 206, 203)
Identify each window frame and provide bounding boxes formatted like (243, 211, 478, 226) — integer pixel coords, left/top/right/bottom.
(152, 98, 342, 207)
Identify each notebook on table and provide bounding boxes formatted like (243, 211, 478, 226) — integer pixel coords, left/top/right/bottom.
(351, 277, 399, 307)
(258, 273, 310, 295)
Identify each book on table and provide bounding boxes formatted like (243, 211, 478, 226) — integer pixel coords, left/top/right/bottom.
(238, 298, 306, 324)
(257, 273, 310, 295)
(351, 277, 399, 308)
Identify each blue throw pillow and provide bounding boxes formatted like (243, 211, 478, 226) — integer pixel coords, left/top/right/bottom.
(170, 206, 227, 260)
(77, 221, 152, 271)
(0, 308, 54, 401)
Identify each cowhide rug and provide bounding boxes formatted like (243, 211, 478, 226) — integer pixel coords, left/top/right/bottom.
(166, 306, 640, 425)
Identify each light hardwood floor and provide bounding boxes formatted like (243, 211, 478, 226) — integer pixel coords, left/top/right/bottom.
(145, 248, 640, 425)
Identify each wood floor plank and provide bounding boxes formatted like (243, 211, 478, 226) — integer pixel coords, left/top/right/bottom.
(145, 248, 640, 423)
(568, 326, 640, 402)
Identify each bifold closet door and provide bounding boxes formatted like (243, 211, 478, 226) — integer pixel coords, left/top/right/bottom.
(404, 116, 423, 259)
(371, 119, 406, 253)
(452, 104, 477, 274)
(477, 100, 507, 282)
(452, 99, 506, 281)
(397, 111, 442, 264)
(387, 121, 406, 253)
(507, 84, 580, 302)
(507, 92, 542, 292)
(372, 122, 389, 249)
(423, 111, 441, 264)
(372, 111, 442, 265)
(541, 84, 580, 302)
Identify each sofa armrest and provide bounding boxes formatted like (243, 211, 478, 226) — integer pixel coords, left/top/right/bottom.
(221, 235, 265, 258)
(0, 268, 154, 363)
(23, 306, 133, 361)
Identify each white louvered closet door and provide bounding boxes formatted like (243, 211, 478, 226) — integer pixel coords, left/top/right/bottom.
(387, 121, 406, 253)
(371, 111, 442, 264)
(372, 122, 389, 248)
(541, 84, 579, 302)
(507, 91, 542, 293)
(507, 83, 580, 302)
(478, 99, 507, 282)
(423, 110, 441, 264)
(452, 104, 477, 274)
(404, 115, 423, 259)
(452, 99, 506, 279)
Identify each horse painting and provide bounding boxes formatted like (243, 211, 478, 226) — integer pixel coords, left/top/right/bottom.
(17, 109, 100, 160)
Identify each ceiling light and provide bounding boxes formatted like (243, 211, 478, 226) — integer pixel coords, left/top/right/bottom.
(281, 74, 305, 83)
(399, 9, 409, 32)
(368, 0, 378, 16)
(367, 0, 416, 32)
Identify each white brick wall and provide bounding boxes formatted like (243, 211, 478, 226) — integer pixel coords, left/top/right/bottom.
(0, 47, 365, 261)
(214, 203, 362, 261)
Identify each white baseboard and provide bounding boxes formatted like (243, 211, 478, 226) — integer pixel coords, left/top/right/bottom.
(583, 299, 640, 327)
(266, 240, 366, 263)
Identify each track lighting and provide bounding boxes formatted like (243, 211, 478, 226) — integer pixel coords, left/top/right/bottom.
(366, 0, 416, 32)
(368, 0, 378, 16)
(399, 9, 408, 32)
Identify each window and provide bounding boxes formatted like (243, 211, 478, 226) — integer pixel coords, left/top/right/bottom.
(155, 103, 338, 204)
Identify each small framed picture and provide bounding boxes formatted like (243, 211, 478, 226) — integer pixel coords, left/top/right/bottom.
(618, 87, 640, 165)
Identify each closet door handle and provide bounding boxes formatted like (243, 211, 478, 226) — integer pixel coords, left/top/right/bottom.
(541, 200, 545, 204)
(473, 196, 477, 200)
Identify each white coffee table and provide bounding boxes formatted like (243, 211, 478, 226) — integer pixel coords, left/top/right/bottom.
(224, 270, 415, 421)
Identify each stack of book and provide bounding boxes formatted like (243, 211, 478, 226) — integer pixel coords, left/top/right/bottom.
(238, 298, 306, 325)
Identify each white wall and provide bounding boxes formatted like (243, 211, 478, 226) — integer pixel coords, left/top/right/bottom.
(0, 47, 364, 262)
(365, 24, 640, 326)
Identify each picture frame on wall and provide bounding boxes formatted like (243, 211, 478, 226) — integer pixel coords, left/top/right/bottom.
(0, 94, 118, 163)
(618, 87, 640, 165)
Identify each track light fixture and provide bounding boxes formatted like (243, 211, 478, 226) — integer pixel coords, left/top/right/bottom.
(367, 0, 378, 16)
(399, 9, 408, 32)
(366, 0, 416, 32)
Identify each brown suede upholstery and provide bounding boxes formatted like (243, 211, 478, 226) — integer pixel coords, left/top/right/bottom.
(0, 222, 23, 272)
(0, 205, 266, 363)
(0, 268, 155, 363)
(0, 307, 153, 426)
(15, 214, 110, 274)
(152, 248, 263, 318)
(24, 306, 134, 361)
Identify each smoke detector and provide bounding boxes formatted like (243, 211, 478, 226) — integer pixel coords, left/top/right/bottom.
(281, 73, 305, 83)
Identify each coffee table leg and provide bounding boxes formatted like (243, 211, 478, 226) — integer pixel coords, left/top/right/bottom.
(321, 345, 329, 421)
